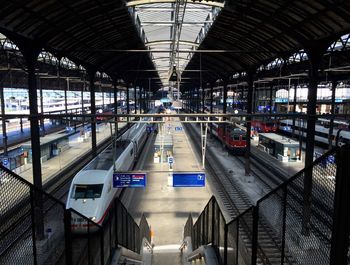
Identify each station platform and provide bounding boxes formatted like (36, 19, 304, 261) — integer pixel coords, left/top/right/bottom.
(16, 121, 128, 184)
(0, 121, 64, 149)
(128, 116, 213, 265)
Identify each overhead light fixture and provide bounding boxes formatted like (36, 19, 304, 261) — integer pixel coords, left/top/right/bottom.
(169, 65, 178, 82)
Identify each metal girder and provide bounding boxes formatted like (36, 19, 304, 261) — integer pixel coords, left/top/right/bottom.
(145, 40, 199, 47)
(142, 21, 213, 25)
(126, 0, 224, 8)
(2, 113, 349, 120)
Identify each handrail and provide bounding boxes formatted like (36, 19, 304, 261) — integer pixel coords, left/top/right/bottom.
(184, 145, 346, 265)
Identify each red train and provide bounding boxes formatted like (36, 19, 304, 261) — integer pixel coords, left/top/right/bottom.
(210, 123, 247, 154)
(251, 119, 278, 133)
(96, 110, 114, 122)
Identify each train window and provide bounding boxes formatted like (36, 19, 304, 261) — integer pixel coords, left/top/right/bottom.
(233, 135, 240, 140)
(130, 148, 134, 156)
(72, 184, 103, 199)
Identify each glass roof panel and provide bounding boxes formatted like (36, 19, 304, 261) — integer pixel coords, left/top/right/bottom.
(127, 0, 222, 86)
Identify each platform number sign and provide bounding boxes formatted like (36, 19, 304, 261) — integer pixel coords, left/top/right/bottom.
(2, 158, 9, 168)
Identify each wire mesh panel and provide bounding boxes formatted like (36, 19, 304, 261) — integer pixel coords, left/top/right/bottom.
(34, 190, 66, 265)
(139, 214, 151, 246)
(219, 211, 226, 264)
(257, 188, 285, 264)
(70, 211, 102, 265)
(257, 149, 338, 265)
(0, 168, 33, 265)
(238, 208, 254, 265)
(227, 220, 237, 265)
(213, 200, 220, 247)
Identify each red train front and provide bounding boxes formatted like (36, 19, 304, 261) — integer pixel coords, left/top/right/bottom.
(251, 120, 278, 133)
(216, 124, 247, 154)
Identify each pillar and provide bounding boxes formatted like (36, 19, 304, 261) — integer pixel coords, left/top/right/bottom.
(196, 87, 200, 113)
(134, 86, 137, 114)
(222, 80, 228, 115)
(292, 82, 297, 138)
(202, 86, 205, 113)
(88, 70, 97, 156)
(20, 44, 44, 239)
(139, 87, 143, 114)
(245, 71, 255, 176)
(328, 79, 337, 150)
(302, 45, 327, 236)
(210, 84, 214, 114)
(81, 75, 86, 128)
(0, 83, 8, 155)
(113, 81, 118, 115)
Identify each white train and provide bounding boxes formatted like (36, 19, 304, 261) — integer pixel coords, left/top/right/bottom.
(279, 119, 350, 147)
(66, 114, 153, 232)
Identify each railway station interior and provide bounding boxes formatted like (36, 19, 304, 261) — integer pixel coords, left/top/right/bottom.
(1, 1, 350, 265)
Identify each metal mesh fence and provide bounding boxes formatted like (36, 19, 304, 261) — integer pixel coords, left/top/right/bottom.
(186, 146, 348, 265)
(0, 165, 150, 265)
(255, 148, 337, 265)
(0, 169, 33, 265)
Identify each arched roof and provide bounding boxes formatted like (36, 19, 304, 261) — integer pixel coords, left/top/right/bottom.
(183, 0, 350, 87)
(0, 0, 161, 87)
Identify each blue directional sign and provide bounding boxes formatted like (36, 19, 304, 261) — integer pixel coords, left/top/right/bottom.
(173, 172, 205, 187)
(168, 156, 173, 164)
(175, 126, 183, 131)
(113, 173, 146, 188)
(146, 126, 154, 133)
(2, 158, 8, 166)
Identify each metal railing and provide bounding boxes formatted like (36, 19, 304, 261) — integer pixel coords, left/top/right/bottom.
(0, 165, 151, 265)
(185, 144, 350, 265)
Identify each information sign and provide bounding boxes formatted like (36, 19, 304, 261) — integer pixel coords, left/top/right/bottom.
(2, 158, 8, 166)
(113, 173, 146, 188)
(173, 172, 205, 187)
(168, 156, 173, 164)
(175, 126, 183, 131)
(146, 126, 154, 133)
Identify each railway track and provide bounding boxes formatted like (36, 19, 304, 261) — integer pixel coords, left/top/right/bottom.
(184, 122, 297, 265)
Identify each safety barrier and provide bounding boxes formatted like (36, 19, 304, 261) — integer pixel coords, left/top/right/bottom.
(0, 165, 150, 265)
(185, 144, 350, 265)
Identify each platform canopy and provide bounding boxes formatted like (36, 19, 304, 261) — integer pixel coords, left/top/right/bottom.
(0, 0, 161, 88)
(182, 0, 350, 87)
(1, 1, 350, 91)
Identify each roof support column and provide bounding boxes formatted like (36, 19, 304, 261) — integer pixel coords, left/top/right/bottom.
(330, 145, 350, 265)
(292, 82, 298, 138)
(328, 78, 337, 150)
(20, 43, 44, 239)
(302, 43, 328, 236)
(0, 82, 8, 156)
(222, 80, 228, 115)
(196, 87, 200, 113)
(201, 87, 205, 113)
(81, 74, 86, 129)
(148, 78, 151, 111)
(269, 83, 273, 114)
(245, 71, 255, 176)
(38, 78, 45, 136)
(88, 70, 97, 156)
(113, 81, 118, 115)
(126, 84, 130, 124)
(139, 86, 143, 113)
(113, 80, 119, 135)
(134, 85, 137, 114)
(210, 83, 214, 114)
